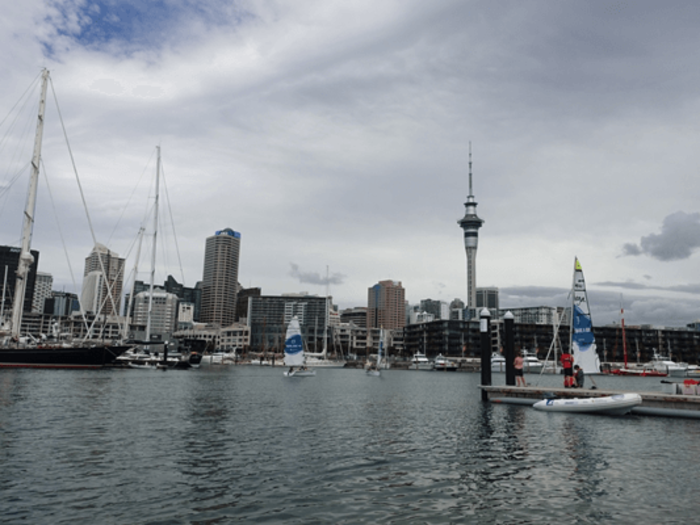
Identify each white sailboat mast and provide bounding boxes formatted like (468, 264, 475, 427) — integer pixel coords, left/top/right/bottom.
(323, 265, 329, 357)
(10, 69, 49, 339)
(123, 227, 145, 340)
(145, 146, 160, 344)
(569, 256, 577, 354)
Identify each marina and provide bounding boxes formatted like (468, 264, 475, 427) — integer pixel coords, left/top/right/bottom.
(1, 366, 699, 523)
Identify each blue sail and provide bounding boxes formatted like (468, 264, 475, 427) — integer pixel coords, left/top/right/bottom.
(571, 258, 600, 374)
(284, 317, 305, 367)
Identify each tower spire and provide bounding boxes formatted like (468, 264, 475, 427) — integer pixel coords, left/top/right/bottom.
(457, 143, 484, 318)
(468, 141, 473, 199)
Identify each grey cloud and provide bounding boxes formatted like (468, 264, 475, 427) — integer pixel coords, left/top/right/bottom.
(289, 263, 345, 286)
(621, 243, 642, 256)
(622, 211, 700, 261)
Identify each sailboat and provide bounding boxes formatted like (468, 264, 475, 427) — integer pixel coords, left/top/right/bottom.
(283, 316, 315, 377)
(304, 269, 346, 368)
(0, 70, 130, 368)
(570, 257, 601, 374)
(366, 328, 385, 376)
(118, 147, 201, 371)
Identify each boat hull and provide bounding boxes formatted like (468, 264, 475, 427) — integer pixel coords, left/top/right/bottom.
(0, 345, 130, 369)
(533, 393, 642, 416)
(284, 369, 316, 377)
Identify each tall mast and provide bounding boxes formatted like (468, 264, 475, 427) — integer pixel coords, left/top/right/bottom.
(323, 265, 329, 357)
(145, 146, 160, 345)
(123, 227, 145, 340)
(11, 69, 49, 339)
(621, 300, 628, 368)
(569, 257, 576, 355)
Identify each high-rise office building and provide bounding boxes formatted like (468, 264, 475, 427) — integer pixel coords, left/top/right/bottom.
(81, 243, 125, 316)
(476, 287, 499, 311)
(200, 228, 241, 327)
(32, 271, 53, 313)
(133, 288, 179, 342)
(457, 145, 484, 318)
(0, 245, 39, 315)
(367, 280, 405, 330)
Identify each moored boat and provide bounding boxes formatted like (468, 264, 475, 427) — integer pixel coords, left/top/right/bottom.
(533, 393, 642, 415)
(0, 70, 129, 369)
(433, 354, 457, 371)
(410, 352, 432, 370)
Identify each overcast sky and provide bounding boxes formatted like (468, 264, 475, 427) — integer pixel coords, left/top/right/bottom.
(1, 1, 699, 328)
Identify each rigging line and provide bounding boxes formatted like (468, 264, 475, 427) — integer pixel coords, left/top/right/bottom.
(0, 71, 42, 130)
(49, 77, 120, 336)
(39, 158, 88, 333)
(160, 161, 186, 286)
(106, 147, 156, 247)
(0, 161, 31, 200)
(0, 88, 38, 210)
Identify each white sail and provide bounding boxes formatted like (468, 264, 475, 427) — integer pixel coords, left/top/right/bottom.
(377, 328, 384, 369)
(283, 316, 304, 367)
(571, 258, 601, 374)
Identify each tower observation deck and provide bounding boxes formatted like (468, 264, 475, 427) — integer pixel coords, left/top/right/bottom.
(457, 145, 484, 318)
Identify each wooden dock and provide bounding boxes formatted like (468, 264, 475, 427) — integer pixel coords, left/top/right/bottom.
(481, 385, 700, 419)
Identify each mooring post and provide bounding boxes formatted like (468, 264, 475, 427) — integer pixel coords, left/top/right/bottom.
(480, 308, 491, 401)
(504, 311, 515, 386)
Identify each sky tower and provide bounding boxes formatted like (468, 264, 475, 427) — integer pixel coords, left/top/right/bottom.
(457, 144, 484, 318)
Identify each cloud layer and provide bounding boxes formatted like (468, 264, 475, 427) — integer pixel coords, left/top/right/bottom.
(1, 1, 699, 328)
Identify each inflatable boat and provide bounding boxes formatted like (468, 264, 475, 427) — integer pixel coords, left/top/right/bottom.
(533, 393, 642, 416)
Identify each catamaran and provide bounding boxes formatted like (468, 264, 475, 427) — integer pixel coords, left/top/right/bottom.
(283, 316, 315, 377)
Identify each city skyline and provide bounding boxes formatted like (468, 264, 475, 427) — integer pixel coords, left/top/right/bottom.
(1, 2, 700, 328)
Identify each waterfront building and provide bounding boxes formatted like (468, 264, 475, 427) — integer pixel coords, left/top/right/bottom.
(500, 306, 559, 326)
(220, 323, 250, 351)
(81, 243, 124, 317)
(340, 306, 367, 328)
(236, 287, 261, 323)
(0, 245, 39, 315)
(32, 271, 53, 313)
(367, 280, 405, 330)
(476, 287, 499, 314)
(450, 298, 465, 320)
(132, 288, 179, 343)
(246, 293, 328, 352)
(419, 299, 450, 320)
(200, 228, 241, 327)
(126, 275, 201, 321)
(44, 291, 79, 316)
(457, 145, 484, 319)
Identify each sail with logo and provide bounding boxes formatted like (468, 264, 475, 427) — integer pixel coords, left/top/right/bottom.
(570, 257, 601, 374)
(283, 316, 315, 377)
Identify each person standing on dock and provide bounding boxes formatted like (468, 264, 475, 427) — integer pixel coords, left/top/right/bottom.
(573, 365, 584, 388)
(561, 350, 574, 388)
(514, 350, 526, 387)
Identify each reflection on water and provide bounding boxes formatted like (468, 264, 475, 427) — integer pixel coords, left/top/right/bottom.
(0, 367, 698, 524)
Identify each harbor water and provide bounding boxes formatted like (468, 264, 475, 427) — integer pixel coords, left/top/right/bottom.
(1, 367, 698, 524)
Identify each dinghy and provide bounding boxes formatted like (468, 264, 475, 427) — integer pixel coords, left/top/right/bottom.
(533, 393, 642, 416)
(283, 316, 316, 377)
(366, 328, 385, 377)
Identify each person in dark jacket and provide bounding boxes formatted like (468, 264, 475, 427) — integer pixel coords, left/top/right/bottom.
(573, 365, 584, 389)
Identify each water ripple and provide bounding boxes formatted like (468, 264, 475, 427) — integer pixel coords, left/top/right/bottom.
(1, 368, 698, 523)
